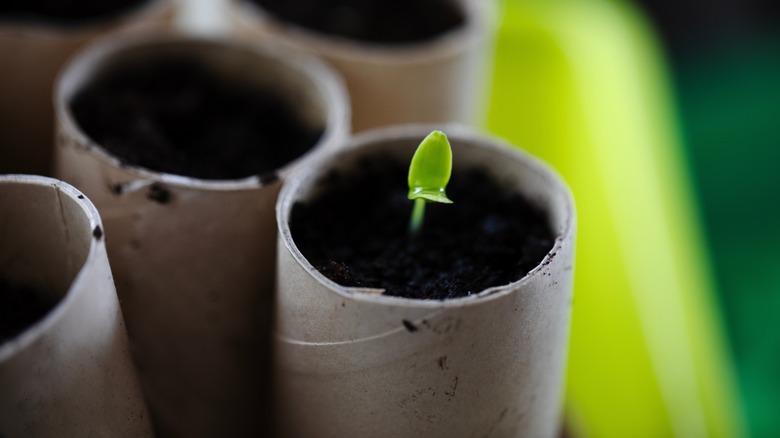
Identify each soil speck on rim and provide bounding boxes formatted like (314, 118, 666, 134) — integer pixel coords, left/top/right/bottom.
(0, 277, 57, 345)
(71, 56, 323, 180)
(291, 157, 554, 300)
(93, 225, 103, 240)
(147, 183, 171, 204)
(445, 376, 459, 399)
(259, 171, 280, 185)
(77, 194, 85, 199)
(402, 319, 418, 332)
(250, 0, 466, 44)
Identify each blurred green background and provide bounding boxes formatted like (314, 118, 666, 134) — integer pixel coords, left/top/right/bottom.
(639, 2, 780, 436)
(487, 0, 779, 436)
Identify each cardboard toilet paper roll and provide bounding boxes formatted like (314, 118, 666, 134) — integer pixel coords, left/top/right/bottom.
(229, 0, 496, 132)
(0, 0, 173, 175)
(275, 124, 576, 438)
(53, 33, 351, 437)
(0, 175, 152, 438)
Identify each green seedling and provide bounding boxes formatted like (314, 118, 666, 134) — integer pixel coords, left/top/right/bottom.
(408, 130, 453, 233)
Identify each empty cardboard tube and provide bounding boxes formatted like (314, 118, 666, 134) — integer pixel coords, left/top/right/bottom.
(229, 0, 496, 132)
(0, 175, 152, 438)
(275, 124, 576, 438)
(53, 33, 350, 437)
(0, 0, 173, 176)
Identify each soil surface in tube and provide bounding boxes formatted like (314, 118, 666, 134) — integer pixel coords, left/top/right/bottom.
(291, 157, 555, 300)
(0, 277, 56, 344)
(0, 0, 148, 23)
(71, 56, 322, 180)
(249, 0, 466, 44)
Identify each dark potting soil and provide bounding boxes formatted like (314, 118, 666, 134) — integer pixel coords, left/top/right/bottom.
(250, 0, 466, 44)
(0, 0, 147, 23)
(71, 57, 322, 180)
(0, 277, 55, 345)
(290, 157, 555, 300)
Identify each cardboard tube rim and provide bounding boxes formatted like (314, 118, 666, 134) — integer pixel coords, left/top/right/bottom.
(230, 0, 495, 65)
(0, 175, 105, 363)
(54, 31, 351, 191)
(276, 123, 575, 310)
(0, 0, 172, 37)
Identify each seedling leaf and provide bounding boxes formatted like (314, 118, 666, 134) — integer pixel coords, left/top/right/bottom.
(408, 130, 453, 233)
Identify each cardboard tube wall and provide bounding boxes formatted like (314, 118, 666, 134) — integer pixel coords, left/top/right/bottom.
(53, 33, 350, 437)
(229, 0, 495, 132)
(0, 175, 152, 438)
(0, 0, 173, 176)
(275, 125, 576, 438)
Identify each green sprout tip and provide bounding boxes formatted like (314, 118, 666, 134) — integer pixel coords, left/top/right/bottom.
(408, 130, 453, 234)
